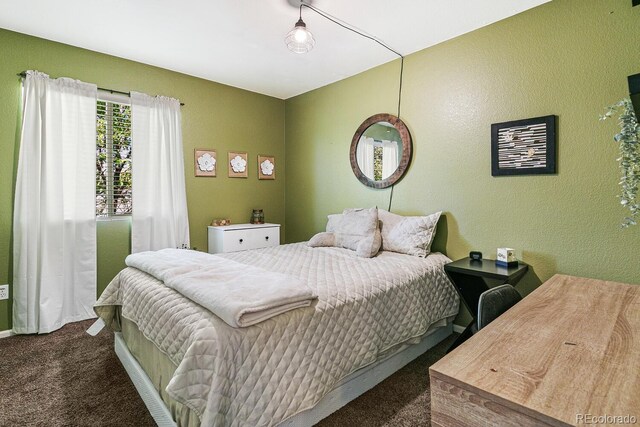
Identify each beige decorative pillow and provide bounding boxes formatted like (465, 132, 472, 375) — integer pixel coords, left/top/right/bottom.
(348, 226, 381, 258)
(307, 232, 335, 248)
(378, 210, 441, 257)
(321, 208, 381, 257)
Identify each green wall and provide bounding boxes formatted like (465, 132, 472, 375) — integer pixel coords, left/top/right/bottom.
(0, 29, 285, 331)
(363, 123, 402, 143)
(2, 0, 639, 332)
(285, 0, 640, 324)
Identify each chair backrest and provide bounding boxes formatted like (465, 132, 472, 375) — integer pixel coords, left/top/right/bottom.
(477, 284, 522, 330)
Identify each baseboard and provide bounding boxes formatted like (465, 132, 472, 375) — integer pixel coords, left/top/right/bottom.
(0, 330, 15, 339)
(452, 324, 465, 334)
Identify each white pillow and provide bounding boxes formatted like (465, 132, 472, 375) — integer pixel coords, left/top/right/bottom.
(378, 209, 441, 257)
(319, 207, 381, 257)
(326, 214, 343, 233)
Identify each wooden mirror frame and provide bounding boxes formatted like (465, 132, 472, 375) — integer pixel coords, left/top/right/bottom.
(350, 113, 412, 189)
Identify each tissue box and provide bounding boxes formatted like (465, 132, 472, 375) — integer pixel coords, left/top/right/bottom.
(496, 248, 518, 267)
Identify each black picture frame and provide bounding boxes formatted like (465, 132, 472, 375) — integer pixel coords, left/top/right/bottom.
(491, 115, 557, 176)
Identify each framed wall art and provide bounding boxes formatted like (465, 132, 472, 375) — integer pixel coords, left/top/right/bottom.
(491, 115, 557, 176)
(228, 151, 248, 178)
(258, 155, 276, 180)
(194, 149, 217, 177)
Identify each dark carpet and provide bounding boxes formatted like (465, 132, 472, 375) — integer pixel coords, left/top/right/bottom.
(0, 319, 155, 427)
(0, 320, 456, 426)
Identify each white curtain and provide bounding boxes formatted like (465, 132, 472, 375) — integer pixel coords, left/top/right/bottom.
(13, 71, 98, 334)
(131, 92, 190, 253)
(381, 140, 400, 179)
(356, 136, 375, 179)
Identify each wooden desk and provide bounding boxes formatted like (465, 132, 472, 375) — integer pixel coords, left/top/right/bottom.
(430, 274, 640, 427)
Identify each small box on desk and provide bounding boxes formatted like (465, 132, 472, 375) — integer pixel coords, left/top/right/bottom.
(496, 260, 519, 268)
(496, 248, 518, 268)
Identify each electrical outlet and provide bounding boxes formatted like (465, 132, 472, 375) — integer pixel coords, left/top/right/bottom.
(0, 284, 8, 300)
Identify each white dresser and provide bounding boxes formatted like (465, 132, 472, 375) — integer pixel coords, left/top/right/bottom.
(207, 223, 280, 254)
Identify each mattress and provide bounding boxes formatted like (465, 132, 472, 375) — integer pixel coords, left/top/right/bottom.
(95, 243, 459, 426)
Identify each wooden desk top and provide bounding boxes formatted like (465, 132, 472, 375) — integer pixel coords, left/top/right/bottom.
(430, 274, 640, 426)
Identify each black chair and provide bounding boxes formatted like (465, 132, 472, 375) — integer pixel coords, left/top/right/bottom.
(476, 284, 522, 330)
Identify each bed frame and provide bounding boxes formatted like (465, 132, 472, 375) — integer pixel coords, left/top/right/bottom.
(114, 322, 452, 427)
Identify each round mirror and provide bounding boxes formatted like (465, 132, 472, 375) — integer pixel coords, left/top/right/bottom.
(350, 113, 412, 189)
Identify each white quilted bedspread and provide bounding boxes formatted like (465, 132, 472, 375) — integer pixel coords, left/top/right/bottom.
(95, 243, 459, 427)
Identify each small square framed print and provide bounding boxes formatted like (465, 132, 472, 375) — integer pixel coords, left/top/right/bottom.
(194, 149, 216, 177)
(258, 155, 275, 180)
(228, 151, 248, 178)
(491, 115, 557, 176)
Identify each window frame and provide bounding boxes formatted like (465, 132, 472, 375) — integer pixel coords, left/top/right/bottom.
(96, 91, 132, 220)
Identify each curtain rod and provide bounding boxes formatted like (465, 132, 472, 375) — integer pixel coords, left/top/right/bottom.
(17, 72, 185, 106)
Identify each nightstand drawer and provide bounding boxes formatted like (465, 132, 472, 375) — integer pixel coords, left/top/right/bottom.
(221, 227, 279, 252)
(208, 223, 280, 254)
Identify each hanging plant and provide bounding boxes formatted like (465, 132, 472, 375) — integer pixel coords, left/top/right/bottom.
(600, 98, 640, 227)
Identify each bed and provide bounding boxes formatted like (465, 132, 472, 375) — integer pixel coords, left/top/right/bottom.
(95, 242, 459, 426)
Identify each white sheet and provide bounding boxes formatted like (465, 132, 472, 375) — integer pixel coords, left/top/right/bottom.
(126, 249, 316, 328)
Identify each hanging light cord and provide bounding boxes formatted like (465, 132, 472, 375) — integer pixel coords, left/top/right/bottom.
(389, 57, 404, 211)
(387, 185, 395, 211)
(397, 57, 404, 118)
(299, 2, 404, 212)
(300, 3, 403, 58)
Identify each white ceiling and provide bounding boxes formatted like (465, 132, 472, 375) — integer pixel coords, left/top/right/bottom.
(0, 0, 549, 99)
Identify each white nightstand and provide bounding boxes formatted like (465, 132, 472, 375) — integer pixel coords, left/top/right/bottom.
(207, 223, 280, 254)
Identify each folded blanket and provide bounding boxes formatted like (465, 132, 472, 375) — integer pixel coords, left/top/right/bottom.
(125, 249, 317, 327)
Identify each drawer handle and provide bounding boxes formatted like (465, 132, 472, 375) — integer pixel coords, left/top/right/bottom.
(265, 236, 269, 241)
(239, 239, 243, 244)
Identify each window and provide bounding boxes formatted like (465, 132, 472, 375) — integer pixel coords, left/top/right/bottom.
(373, 145, 383, 181)
(96, 99, 132, 217)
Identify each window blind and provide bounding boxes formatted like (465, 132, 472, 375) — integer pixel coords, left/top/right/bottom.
(96, 99, 132, 217)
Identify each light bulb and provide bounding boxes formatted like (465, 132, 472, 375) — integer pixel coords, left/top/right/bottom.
(294, 28, 308, 43)
(285, 18, 315, 53)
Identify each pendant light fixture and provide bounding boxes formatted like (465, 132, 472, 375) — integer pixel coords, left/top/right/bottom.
(285, 5, 315, 54)
(284, 1, 404, 119)
(285, 1, 406, 211)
